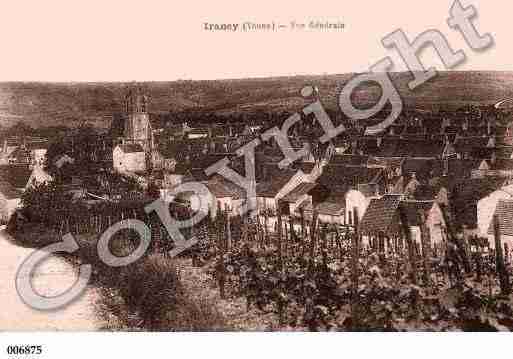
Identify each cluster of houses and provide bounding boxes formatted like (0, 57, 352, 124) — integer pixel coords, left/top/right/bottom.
(0, 136, 49, 167)
(105, 89, 513, 253)
(2, 88, 513, 255)
(0, 136, 52, 223)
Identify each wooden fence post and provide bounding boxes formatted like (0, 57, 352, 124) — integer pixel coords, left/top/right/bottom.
(398, 205, 418, 285)
(418, 209, 432, 287)
(378, 232, 386, 265)
(264, 210, 269, 247)
(241, 214, 248, 247)
(439, 204, 471, 274)
(225, 204, 232, 252)
(308, 210, 319, 274)
(289, 216, 295, 257)
(493, 215, 511, 294)
(277, 203, 283, 271)
(300, 208, 306, 240)
(351, 207, 361, 330)
(217, 217, 226, 299)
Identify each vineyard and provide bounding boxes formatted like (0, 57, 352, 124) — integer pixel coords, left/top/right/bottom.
(184, 204, 513, 331)
(10, 187, 513, 331)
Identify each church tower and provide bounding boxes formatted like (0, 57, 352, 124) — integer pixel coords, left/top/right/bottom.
(123, 86, 151, 152)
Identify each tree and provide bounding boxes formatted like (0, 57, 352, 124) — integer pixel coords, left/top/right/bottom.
(21, 181, 69, 225)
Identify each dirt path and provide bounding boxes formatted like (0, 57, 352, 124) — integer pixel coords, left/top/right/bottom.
(0, 230, 100, 331)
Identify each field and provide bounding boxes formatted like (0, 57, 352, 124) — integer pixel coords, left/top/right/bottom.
(2, 71, 513, 129)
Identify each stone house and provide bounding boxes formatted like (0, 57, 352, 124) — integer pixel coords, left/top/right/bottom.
(477, 182, 513, 241)
(113, 144, 146, 173)
(359, 194, 446, 252)
(486, 199, 513, 250)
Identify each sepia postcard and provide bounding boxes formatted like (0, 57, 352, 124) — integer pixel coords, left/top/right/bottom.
(1, 0, 512, 358)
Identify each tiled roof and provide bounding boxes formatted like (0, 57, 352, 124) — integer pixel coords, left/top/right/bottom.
(257, 168, 299, 197)
(368, 156, 405, 170)
(431, 159, 486, 179)
(157, 141, 185, 159)
(330, 154, 369, 166)
(454, 136, 491, 154)
(413, 184, 442, 201)
(318, 165, 383, 192)
(452, 177, 507, 203)
(401, 134, 429, 141)
(213, 175, 246, 200)
(357, 183, 379, 198)
(487, 199, 513, 237)
(402, 158, 436, 179)
(295, 162, 315, 175)
(192, 154, 233, 171)
(148, 113, 173, 129)
(399, 200, 436, 226)
(316, 201, 345, 216)
(294, 199, 313, 213)
(377, 138, 445, 158)
(206, 181, 234, 198)
(281, 182, 317, 203)
(452, 177, 508, 228)
(118, 144, 144, 153)
(261, 162, 297, 181)
(359, 194, 403, 234)
(189, 168, 210, 182)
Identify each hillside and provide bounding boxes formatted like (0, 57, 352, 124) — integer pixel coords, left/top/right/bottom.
(1, 71, 513, 129)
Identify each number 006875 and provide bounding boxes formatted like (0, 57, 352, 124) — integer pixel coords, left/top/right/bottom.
(6, 345, 43, 355)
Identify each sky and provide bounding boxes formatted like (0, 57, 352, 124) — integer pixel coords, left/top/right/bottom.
(0, 0, 509, 81)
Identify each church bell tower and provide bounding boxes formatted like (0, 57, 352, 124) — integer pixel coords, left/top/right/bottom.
(124, 86, 151, 152)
